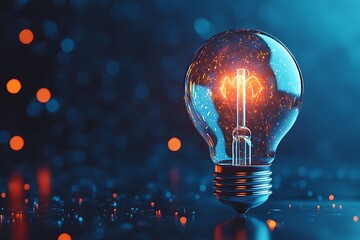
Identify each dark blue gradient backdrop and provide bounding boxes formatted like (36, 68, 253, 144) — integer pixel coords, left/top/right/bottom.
(0, 0, 359, 203)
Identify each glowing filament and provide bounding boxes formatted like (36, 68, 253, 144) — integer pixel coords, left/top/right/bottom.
(220, 71, 263, 99)
(231, 69, 252, 166)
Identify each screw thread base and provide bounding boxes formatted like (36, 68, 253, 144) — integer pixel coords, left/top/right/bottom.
(213, 164, 272, 214)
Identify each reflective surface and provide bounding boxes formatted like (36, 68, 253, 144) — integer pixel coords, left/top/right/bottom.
(185, 29, 303, 165)
(0, 191, 359, 240)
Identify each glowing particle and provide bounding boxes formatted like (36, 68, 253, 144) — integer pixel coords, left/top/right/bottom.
(165, 191, 171, 198)
(288, 204, 291, 208)
(36, 88, 51, 103)
(180, 216, 187, 226)
(24, 199, 29, 204)
(1, 192, 6, 198)
(266, 219, 276, 231)
(332, 203, 336, 209)
(175, 211, 178, 216)
(78, 198, 83, 205)
(112, 193, 118, 198)
(329, 194, 334, 201)
(58, 233, 72, 240)
(6, 79, 22, 94)
(168, 137, 181, 152)
(339, 205, 342, 210)
(19, 29, 34, 44)
(10, 136, 24, 151)
(317, 205, 320, 210)
(150, 201, 155, 207)
(354, 216, 358, 222)
(155, 210, 162, 217)
(23, 183, 30, 191)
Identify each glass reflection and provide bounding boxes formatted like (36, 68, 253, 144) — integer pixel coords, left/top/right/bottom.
(214, 216, 270, 240)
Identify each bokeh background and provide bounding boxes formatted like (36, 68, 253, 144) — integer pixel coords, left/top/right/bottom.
(1, 0, 360, 210)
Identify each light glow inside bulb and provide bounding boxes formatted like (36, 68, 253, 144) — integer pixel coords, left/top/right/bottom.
(185, 29, 303, 166)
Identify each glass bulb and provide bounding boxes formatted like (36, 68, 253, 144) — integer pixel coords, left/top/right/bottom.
(184, 29, 303, 213)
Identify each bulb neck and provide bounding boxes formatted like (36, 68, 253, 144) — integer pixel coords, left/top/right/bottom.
(213, 164, 272, 215)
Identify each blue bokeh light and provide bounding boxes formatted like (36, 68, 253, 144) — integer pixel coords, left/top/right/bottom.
(16, 0, 28, 5)
(52, 155, 64, 168)
(135, 84, 149, 99)
(0, 130, 10, 144)
(194, 18, 210, 36)
(43, 20, 58, 38)
(106, 60, 120, 75)
(26, 100, 42, 117)
(61, 38, 75, 53)
(46, 99, 60, 113)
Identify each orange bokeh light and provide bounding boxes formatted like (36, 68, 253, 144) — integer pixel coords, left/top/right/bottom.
(266, 219, 277, 231)
(58, 233, 72, 240)
(168, 137, 181, 152)
(155, 210, 162, 217)
(8, 174, 23, 203)
(180, 216, 187, 225)
(36, 88, 51, 103)
(354, 216, 359, 222)
(1, 192, 6, 198)
(24, 183, 30, 191)
(19, 29, 34, 45)
(112, 193, 118, 198)
(10, 136, 24, 151)
(329, 194, 334, 201)
(37, 167, 51, 204)
(6, 79, 22, 94)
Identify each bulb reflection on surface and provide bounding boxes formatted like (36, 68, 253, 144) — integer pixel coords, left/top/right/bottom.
(37, 167, 51, 206)
(214, 216, 270, 240)
(9, 173, 28, 240)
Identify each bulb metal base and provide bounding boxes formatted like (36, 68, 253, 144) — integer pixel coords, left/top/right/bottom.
(213, 164, 272, 214)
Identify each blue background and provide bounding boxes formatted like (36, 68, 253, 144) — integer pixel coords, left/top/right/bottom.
(0, 0, 359, 201)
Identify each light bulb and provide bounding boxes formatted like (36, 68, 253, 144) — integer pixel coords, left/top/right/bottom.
(184, 29, 303, 214)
